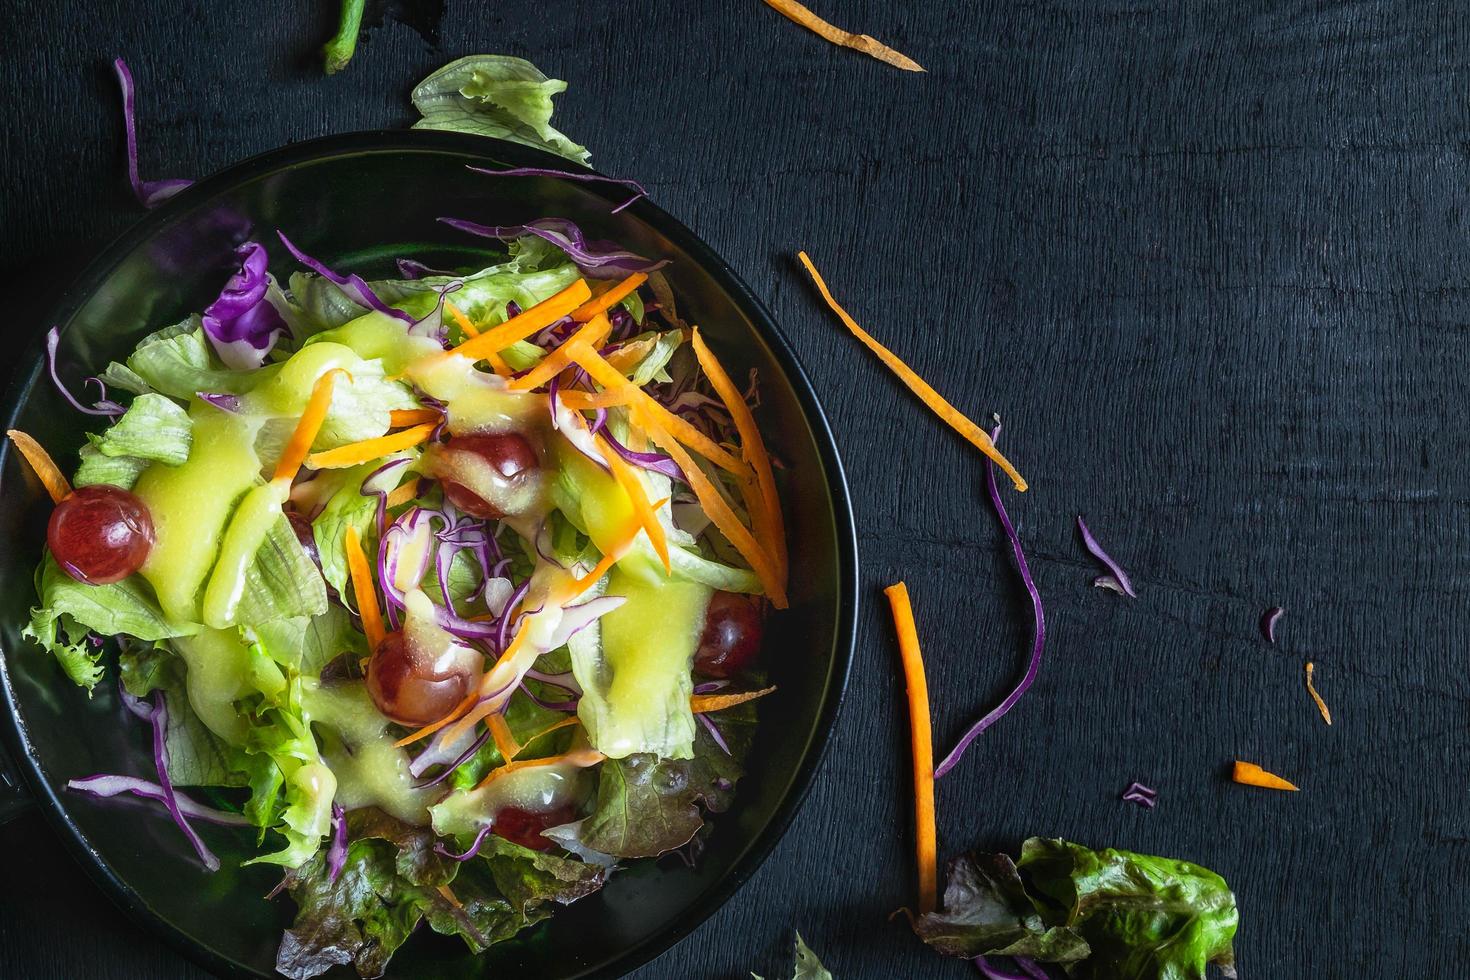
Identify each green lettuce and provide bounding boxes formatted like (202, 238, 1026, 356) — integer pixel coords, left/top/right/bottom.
(411, 55, 590, 164)
(753, 934, 835, 980)
(913, 838, 1238, 980)
(73, 442, 151, 489)
(321, 0, 365, 75)
(88, 392, 193, 465)
(310, 464, 381, 598)
(232, 511, 329, 626)
(99, 318, 266, 400)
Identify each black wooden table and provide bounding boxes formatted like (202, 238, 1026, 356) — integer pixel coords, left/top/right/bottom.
(2, 1, 1462, 977)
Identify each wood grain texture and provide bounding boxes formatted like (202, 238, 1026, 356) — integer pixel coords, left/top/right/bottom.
(2, 0, 1464, 976)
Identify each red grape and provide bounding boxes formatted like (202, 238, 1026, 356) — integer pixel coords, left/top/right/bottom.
(366, 630, 475, 727)
(493, 803, 578, 851)
(435, 433, 539, 519)
(693, 592, 765, 678)
(47, 485, 154, 585)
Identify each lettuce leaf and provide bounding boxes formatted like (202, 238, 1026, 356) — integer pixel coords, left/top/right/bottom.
(411, 55, 590, 164)
(74, 442, 151, 489)
(753, 934, 835, 980)
(913, 838, 1239, 980)
(101, 318, 267, 400)
(89, 393, 193, 464)
(310, 464, 381, 597)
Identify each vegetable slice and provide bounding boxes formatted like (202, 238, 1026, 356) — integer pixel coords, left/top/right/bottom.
(305, 423, 435, 470)
(1232, 760, 1299, 791)
(272, 368, 345, 485)
(1261, 606, 1284, 643)
(344, 525, 384, 650)
(506, 314, 613, 392)
(601, 435, 671, 573)
(387, 408, 441, 428)
(763, 0, 925, 72)
(1305, 661, 1332, 725)
(796, 252, 1026, 491)
(6, 430, 71, 503)
(571, 273, 647, 322)
(690, 686, 776, 714)
(447, 279, 591, 364)
(321, 0, 365, 74)
(691, 327, 789, 584)
(1077, 516, 1136, 597)
(885, 581, 937, 915)
(111, 59, 192, 208)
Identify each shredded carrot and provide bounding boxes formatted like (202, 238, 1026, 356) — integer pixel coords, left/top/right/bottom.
(506, 313, 613, 392)
(571, 272, 647, 322)
(605, 336, 659, 374)
(796, 252, 1027, 492)
(272, 368, 347, 485)
(644, 419, 787, 608)
(344, 525, 384, 650)
(385, 478, 421, 509)
(388, 408, 440, 428)
(568, 344, 751, 476)
(305, 423, 435, 470)
(513, 716, 581, 757)
(1305, 662, 1332, 725)
(691, 328, 788, 585)
(447, 279, 591, 364)
(690, 685, 776, 714)
(435, 884, 463, 910)
(393, 688, 482, 749)
(443, 301, 480, 337)
(487, 712, 520, 761)
(601, 435, 671, 573)
(474, 747, 605, 791)
(885, 581, 937, 915)
(6, 430, 71, 504)
(1232, 760, 1299, 792)
(764, 0, 925, 72)
(397, 625, 533, 749)
(558, 388, 635, 411)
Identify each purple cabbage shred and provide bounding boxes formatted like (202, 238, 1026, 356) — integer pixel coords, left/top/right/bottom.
(112, 58, 192, 208)
(1077, 515, 1137, 598)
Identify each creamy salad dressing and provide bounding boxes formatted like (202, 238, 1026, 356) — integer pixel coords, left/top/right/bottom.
(302, 678, 434, 824)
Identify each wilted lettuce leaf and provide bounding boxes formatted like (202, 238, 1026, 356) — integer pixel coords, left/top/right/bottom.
(911, 851, 1089, 962)
(411, 55, 591, 164)
(580, 703, 752, 857)
(752, 932, 835, 980)
(914, 838, 1238, 980)
(480, 836, 607, 918)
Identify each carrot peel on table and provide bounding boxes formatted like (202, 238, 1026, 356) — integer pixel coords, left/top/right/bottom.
(763, 0, 925, 72)
(885, 581, 937, 915)
(1232, 760, 1299, 792)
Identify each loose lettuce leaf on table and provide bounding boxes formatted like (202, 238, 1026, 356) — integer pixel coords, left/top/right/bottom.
(913, 838, 1238, 980)
(752, 933, 835, 980)
(411, 55, 590, 164)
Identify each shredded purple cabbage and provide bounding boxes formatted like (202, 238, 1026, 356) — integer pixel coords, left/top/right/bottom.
(413, 728, 491, 790)
(195, 392, 241, 413)
(139, 691, 220, 870)
(66, 775, 250, 826)
(46, 328, 124, 416)
(974, 958, 1035, 980)
(1261, 605, 1284, 643)
(466, 164, 649, 213)
(524, 669, 581, 694)
(396, 257, 458, 280)
(601, 429, 684, 482)
(1015, 960, 1051, 980)
(327, 803, 348, 882)
(439, 217, 669, 279)
(111, 58, 192, 208)
(435, 824, 493, 861)
(276, 231, 416, 325)
(697, 713, 731, 756)
(1121, 781, 1159, 809)
(201, 241, 289, 369)
(934, 425, 1046, 780)
(1077, 515, 1137, 598)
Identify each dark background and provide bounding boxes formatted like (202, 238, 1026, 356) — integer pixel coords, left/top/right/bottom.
(1, 0, 1463, 977)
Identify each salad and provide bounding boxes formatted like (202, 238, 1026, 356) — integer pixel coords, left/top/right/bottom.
(10, 218, 787, 978)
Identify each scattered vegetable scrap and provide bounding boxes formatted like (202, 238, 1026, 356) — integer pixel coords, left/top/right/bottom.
(885, 581, 938, 915)
(321, 0, 366, 74)
(1121, 781, 1158, 809)
(1261, 605, 1284, 643)
(111, 59, 191, 208)
(796, 251, 1026, 490)
(751, 932, 834, 980)
(6, 429, 71, 504)
(933, 425, 1045, 779)
(1305, 661, 1332, 725)
(763, 0, 925, 72)
(1232, 760, 1299, 792)
(1077, 515, 1137, 597)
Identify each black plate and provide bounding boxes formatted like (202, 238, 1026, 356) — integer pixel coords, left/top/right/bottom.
(0, 132, 857, 978)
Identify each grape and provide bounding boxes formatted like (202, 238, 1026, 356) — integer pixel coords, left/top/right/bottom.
(493, 803, 578, 851)
(286, 511, 320, 567)
(366, 630, 475, 727)
(47, 485, 154, 585)
(435, 433, 539, 519)
(693, 592, 765, 678)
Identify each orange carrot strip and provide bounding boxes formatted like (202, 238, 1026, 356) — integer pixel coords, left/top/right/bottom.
(797, 252, 1027, 492)
(690, 686, 776, 714)
(1232, 760, 1299, 792)
(764, 0, 925, 72)
(513, 716, 581, 758)
(385, 478, 421, 509)
(691, 328, 788, 584)
(643, 419, 787, 608)
(388, 408, 440, 428)
(505, 313, 613, 392)
(6, 430, 71, 504)
(305, 423, 435, 470)
(568, 345, 750, 476)
(272, 369, 347, 485)
(443, 302, 480, 337)
(605, 336, 659, 373)
(396, 623, 533, 749)
(558, 388, 636, 411)
(571, 272, 647, 322)
(1305, 662, 1332, 726)
(885, 581, 937, 915)
(601, 435, 671, 573)
(344, 525, 384, 650)
(448, 279, 591, 363)
(487, 713, 520, 761)
(474, 747, 605, 791)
